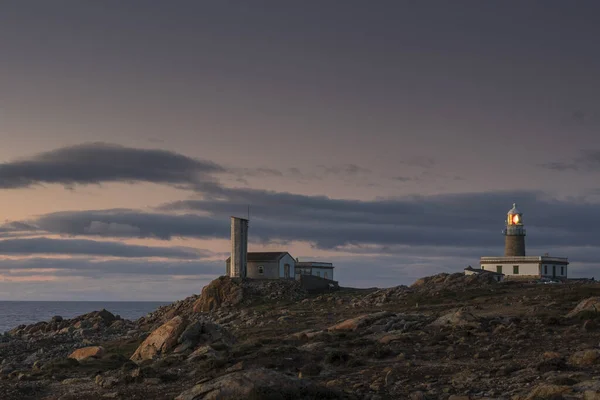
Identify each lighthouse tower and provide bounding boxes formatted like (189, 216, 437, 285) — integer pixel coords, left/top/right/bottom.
(476, 203, 569, 280)
(503, 203, 526, 257)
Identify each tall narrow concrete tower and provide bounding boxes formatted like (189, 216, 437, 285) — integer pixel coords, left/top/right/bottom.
(503, 203, 526, 256)
(230, 216, 249, 278)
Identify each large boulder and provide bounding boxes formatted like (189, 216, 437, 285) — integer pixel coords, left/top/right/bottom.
(566, 297, 600, 318)
(175, 319, 234, 353)
(68, 346, 105, 361)
(192, 276, 307, 313)
(130, 316, 187, 362)
(174, 368, 336, 400)
(193, 277, 244, 313)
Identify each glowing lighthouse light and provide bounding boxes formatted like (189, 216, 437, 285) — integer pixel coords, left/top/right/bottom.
(512, 214, 520, 224)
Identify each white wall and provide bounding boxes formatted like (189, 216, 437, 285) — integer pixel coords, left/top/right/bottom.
(481, 263, 539, 276)
(278, 254, 296, 278)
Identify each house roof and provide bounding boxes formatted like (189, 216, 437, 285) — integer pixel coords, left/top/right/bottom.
(226, 252, 291, 263)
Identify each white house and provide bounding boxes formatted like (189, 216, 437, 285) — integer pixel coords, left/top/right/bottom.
(479, 256, 568, 280)
(226, 252, 296, 279)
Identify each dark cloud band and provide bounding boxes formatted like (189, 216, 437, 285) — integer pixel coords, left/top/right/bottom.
(0, 237, 207, 259)
(0, 142, 224, 189)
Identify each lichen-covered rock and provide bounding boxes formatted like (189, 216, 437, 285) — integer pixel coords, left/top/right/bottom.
(68, 346, 105, 361)
(193, 277, 244, 313)
(566, 297, 600, 318)
(130, 316, 187, 362)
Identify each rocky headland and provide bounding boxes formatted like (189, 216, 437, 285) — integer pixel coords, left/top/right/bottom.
(2, 274, 600, 399)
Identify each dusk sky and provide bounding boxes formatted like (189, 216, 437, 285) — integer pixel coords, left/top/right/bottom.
(1, 1, 600, 300)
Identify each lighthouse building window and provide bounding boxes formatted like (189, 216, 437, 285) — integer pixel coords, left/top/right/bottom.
(513, 265, 519, 274)
(544, 265, 548, 274)
(496, 265, 502, 274)
(258, 265, 264, 275)
(561, 266, 564, 275)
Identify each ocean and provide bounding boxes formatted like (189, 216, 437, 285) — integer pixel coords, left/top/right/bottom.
(0, 301, 171, 333)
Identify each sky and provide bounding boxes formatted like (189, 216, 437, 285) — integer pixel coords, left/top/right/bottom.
(1, 1, 599, 300)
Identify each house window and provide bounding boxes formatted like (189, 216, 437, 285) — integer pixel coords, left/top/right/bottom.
(544, 265, 547, 274)
(316, 271, 320, 277)
(561, 266, 564, 275)
(481, 265, 485, 270)
(496, 265, 502, 274)
(324, 272, 328, 279)
(513, 265, 519, 274)
(258, 265, 264, 275)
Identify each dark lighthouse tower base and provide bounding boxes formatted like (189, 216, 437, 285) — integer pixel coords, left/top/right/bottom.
(503, 203, 526, 257)
(505, 235, 526, 257)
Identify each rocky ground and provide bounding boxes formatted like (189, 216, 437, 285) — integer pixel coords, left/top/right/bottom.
(3, 274, 600, 399)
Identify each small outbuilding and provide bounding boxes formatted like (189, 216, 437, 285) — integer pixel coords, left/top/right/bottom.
(464, 265, 504, 282)
(295, 261, 335, 281)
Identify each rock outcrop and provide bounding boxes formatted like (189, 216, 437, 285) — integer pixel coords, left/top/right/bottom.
(566, 297, 600, 318)
(193, 277, 244, 312)
(192, 276, 306, 313)
(130, 316, 187, 362)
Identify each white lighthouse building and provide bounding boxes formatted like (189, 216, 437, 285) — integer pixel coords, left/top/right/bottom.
(466, 203, 569, 281)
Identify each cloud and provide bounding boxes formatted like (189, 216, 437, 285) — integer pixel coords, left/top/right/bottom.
(84, 221, 141, 236)
(229, 167, 284, 179)
(316, 164, 372, 177)
(541, 150, 600, 172)
(398, 156, 436, 169)
(229, 163, 373, 184)
(390, 176, 414, 182)
(28, 209, 227, 240)
(8, 189, 600, 254)
(0, 142, 224, 189)
(0, 238, 207, 259)
(0, 257, 223, 277)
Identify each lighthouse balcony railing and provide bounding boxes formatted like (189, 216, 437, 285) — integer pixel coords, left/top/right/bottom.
(503, 226, 526, 235)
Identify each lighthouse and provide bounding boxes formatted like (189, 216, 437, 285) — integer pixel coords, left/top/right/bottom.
(470, 203, 570, 281)
(503, 203, 526, 257)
